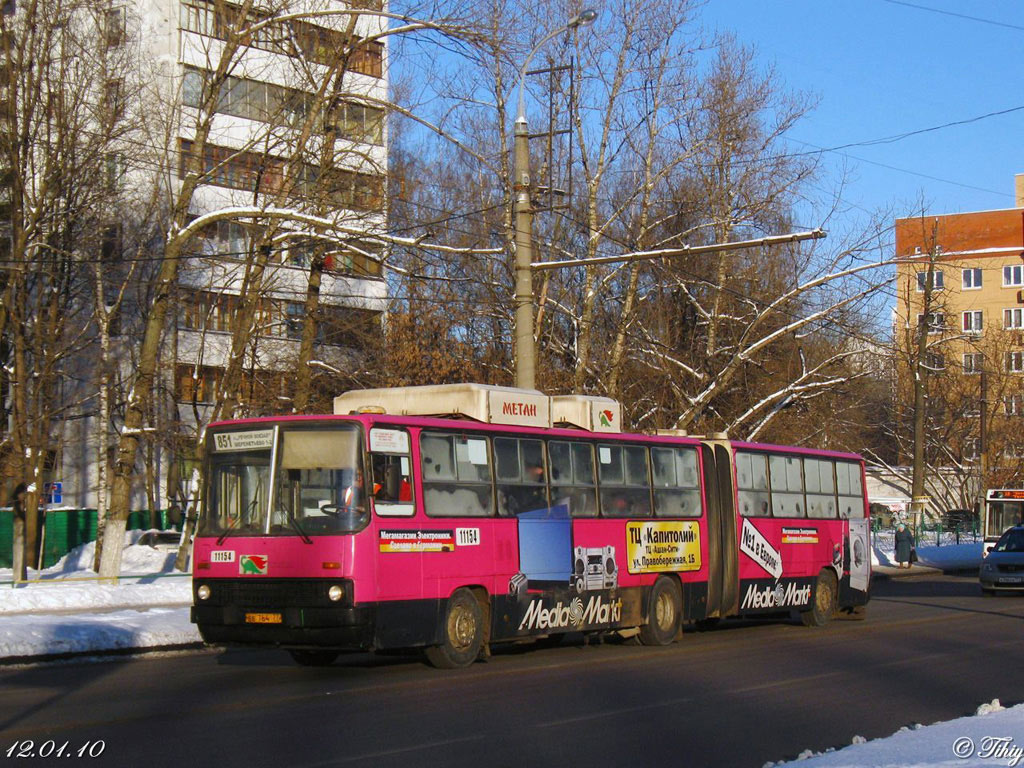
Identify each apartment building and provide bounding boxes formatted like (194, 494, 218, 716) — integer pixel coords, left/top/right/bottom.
(57, 0, 389, 510)
(894, 176, 1024, 477)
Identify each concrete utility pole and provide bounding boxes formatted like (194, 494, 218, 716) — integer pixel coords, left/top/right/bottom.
(513, 10, 598, 390)
(910, 248, 940, 531)
(509, 15, 826, 393)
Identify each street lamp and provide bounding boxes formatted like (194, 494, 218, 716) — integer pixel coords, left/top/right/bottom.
(512, 9, 598, 390)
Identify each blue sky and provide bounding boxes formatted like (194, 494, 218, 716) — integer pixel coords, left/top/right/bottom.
(699, 0, 1024, 239)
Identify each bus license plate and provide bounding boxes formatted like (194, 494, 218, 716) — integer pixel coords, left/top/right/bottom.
(245, 612, 283, 624)
(998, 577, 1022, 584)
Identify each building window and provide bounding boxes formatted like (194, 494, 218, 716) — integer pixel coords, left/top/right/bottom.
(962, 310, 983, 335)
(1008, 351, 1024, 373)
(916, 270, 943, 292)
(103, 78, 125, 123)
(925, 352, 945, 370)
(179, 1, 385, 79)
(104, 7, 126, 47)
(179, 291, 238, 333)
(1004, 264, 1024, 287)
(962, 267, 982, 290)
(175, 363, 223, 403)
(963, 353, 984, 375)
(917, 312, 945, 334)
(181, 66, 386, 146)
(1005, 307, 1024, 330)
(1005, 394, 1024, 416)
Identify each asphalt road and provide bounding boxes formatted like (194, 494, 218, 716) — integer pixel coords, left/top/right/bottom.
(1, 574, 1021, 768)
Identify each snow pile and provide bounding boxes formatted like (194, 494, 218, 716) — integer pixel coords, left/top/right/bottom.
(767, 700, 1024, 767)
(0, 531, 197, 659)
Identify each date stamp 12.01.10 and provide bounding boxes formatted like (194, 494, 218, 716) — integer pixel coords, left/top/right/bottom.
(5, 740, 106, 759)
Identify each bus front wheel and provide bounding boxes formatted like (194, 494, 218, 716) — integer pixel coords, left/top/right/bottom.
(801, 571, 837, 627)
(639, 577, 682, 646)
(425, 588, 484, 669)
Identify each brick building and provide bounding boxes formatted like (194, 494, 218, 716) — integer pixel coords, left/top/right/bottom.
(894, 177, 1024, 490)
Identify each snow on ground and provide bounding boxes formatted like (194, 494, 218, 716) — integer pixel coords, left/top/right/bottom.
(769, 700, 1024, 768)
(2, 531, 1018, 767)
(0, 531, 197, 658)
(872, 530, 983, 571)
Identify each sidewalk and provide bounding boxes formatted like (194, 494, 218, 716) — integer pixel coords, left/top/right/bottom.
(872, 562, 943, 580)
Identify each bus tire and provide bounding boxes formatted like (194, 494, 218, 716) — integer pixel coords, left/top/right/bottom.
(425, 588, 484, 669)
(289, 649, 339, 666)
(639, 577, 682, 646)
(801, 571, 837, 627)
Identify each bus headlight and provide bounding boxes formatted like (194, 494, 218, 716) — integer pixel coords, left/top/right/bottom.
(328, 585, 345, 602)
(197, 584, 211, 601)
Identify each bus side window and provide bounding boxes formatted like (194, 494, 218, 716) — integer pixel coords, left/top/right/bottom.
(495, 437, 548, 516)
(736, 451, 770, 517)
(651, 446, 701, 517)
(597, 444, 652, 517)
(836, 461, 864, 519)
(805, 458, 837, 519)
(421, 432, 495, 517)
(769, 454, 805, 518)
(549, 440, 598, 517)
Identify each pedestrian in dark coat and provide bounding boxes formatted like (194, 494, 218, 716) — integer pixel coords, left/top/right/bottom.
(894, 522, 913, 568)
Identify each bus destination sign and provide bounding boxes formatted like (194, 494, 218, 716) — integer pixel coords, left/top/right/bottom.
(211, 429, 275, 452)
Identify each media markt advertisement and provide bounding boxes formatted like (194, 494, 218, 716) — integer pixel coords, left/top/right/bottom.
(626, 521, 701, 574)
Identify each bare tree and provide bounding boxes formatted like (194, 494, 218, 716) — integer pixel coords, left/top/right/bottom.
(0, 0, 140, 575)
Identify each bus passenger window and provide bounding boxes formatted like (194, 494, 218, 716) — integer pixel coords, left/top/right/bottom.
(736, 451, 770, 517)
(651, 446, 702, 517)
(805, 458, 837, 519)
(769, 454, 805, 518)
(421, 432, 495, 517)
(369, 428, 415, 517)
(495, 437, 549, 516)
(836, 461, 864, 519)
(597, 444, 652, 517)
(549, 441, 598, 517)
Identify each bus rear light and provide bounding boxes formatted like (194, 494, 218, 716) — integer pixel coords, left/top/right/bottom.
(197, 585, 211, 600)
(197, 562, 210, 570)
(328, 585, 345, 602)
(322, 561, 341, 570)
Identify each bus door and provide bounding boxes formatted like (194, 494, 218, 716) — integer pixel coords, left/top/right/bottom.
(847, 517, 870, 592)
(701, 441, 739, 618)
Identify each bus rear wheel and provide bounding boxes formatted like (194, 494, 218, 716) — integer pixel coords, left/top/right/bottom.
(639, 577, 682, 646)
(289, 649, 339, 666)
(425, 588, 484, 669)
(801, 571, 837, 627)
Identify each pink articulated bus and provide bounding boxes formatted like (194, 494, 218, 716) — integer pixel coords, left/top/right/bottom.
(191, 383, 872, 668)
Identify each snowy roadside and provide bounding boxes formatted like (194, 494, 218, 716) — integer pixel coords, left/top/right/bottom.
(0, 531, 198, 659)
(4, 532, 1017, 768)
(769, 700, 1024, 767)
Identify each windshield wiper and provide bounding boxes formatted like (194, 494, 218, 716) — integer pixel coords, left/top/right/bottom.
(280, 506, 313, 545)
(216, 515, 242, 546)
(217, 494, 258, 546)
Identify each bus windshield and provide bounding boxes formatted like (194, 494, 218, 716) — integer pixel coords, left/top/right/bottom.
(201, 425, 366, 537)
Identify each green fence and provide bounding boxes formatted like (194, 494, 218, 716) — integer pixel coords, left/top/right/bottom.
(0, 509, 179, 569)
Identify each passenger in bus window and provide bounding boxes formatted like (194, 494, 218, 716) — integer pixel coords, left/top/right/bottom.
(344, 470, 366, 510)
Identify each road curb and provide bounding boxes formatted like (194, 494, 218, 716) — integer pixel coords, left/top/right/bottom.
(0, 642, 207, 667)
